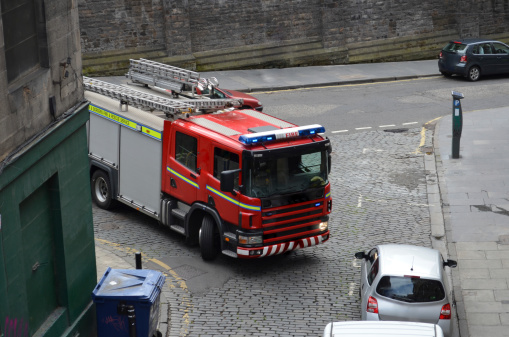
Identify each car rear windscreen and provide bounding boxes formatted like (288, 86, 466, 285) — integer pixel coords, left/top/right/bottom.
(376, 276, 445, 303)
(443, 42, 467, 53)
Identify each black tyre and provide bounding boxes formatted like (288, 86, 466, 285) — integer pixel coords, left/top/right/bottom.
(467, 66, 481, 81)
(199, 215, 218, 261)
(91, 170, 114, 209)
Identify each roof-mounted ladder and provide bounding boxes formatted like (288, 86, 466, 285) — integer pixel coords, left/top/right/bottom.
(127, 58, 201, 93)
(83, 76, 242, 117)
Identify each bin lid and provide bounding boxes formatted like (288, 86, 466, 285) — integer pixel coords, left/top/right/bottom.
(92, 268, 165, 302)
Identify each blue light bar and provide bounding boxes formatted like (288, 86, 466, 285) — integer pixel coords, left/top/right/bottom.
(239, 124, 325, 144)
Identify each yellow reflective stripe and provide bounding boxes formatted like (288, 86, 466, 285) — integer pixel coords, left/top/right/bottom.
(89, 104, 161, 141)
(141, 126, 161, 140)
(325, 192, 331, 198)
(206, 185, 261, 211)
(167, 167, 199, 189)
(90, 104, 138, 129)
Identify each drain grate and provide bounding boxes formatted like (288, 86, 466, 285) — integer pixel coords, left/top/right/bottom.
(384, 128, 409, 133)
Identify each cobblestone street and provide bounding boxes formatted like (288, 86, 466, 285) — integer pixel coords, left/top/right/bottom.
(93, 128, 434, 337)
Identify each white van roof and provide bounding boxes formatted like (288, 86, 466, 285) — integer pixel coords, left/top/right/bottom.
(323, 321, 444, 337)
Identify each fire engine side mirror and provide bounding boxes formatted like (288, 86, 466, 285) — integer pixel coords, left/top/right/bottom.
(326, 138, 332, 175)
(220, 169, 241, 193)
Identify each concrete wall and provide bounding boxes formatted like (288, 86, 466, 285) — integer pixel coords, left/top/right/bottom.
(78, 0, 509, 75)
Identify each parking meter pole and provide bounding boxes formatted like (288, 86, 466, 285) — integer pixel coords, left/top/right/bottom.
(451, 91, 464, 159)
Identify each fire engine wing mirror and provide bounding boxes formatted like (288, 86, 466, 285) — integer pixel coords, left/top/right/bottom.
(220, 169, 241, 193)
(326, 138, 332, 174)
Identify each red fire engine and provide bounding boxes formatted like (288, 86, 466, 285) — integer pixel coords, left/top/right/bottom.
(85, 76, 331, 260)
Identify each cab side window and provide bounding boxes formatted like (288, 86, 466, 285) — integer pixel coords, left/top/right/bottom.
(214, 148, 239, 188)
(175, 132, 197, 172)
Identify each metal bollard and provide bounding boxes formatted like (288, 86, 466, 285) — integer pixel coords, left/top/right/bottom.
(135, 252, 142, 269)
(451, 91, 464, 159)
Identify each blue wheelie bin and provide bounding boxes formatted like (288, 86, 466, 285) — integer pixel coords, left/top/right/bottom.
(92, 267, 166, 337)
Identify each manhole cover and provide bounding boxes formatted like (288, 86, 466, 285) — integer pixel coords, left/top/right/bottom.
(172, 264, 207, 280)
(99, 223, 120, 230)
(384, 128, 408, 133)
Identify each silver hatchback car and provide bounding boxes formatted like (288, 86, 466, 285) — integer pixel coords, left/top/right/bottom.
(355, 244, 457, 337)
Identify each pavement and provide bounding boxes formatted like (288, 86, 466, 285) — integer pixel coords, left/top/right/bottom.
(94, 59, 509, 337)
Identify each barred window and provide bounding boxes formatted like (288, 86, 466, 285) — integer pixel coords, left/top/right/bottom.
(1, 0, 48, 83)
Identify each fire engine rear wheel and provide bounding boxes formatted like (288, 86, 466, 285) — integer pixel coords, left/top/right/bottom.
(91, 170, 114, 210)
(199, 215, 218, 261)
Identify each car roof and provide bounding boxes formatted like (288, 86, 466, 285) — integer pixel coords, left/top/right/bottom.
(449, 38, 500, 45)
(323, 321, 444, 337)
(377, 244, 442, 279)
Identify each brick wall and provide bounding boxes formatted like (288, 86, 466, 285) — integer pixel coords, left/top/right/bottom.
(78, 0, 509, 75)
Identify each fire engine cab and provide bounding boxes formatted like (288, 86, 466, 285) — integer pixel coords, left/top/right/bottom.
(85, 76, 331, 260)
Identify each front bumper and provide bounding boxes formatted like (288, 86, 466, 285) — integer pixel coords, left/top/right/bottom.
(235, 231, 329, 258)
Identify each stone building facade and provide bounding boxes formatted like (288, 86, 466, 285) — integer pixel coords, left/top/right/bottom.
(78, 0, 509, 75)
(0, 1, 96, 336)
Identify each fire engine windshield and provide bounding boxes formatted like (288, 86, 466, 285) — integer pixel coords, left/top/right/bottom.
(244, 145, 329, 198)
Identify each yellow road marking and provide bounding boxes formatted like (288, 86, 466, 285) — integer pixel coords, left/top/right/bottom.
(414, 116, 443, 154)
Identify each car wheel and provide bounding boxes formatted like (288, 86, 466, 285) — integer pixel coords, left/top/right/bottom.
(440, 71, 452, 78)
(199, 215, 218, 261)
(467, 66, 481, 81)
(91, 170, 115, 209)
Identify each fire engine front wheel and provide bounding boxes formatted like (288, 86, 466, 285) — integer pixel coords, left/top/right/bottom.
(199, 215, 219, 261)
(91, 170, 114, 210)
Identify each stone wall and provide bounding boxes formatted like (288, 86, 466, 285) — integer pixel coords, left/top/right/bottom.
(78, 0, 509, 75)
(1, 0, 84, 161)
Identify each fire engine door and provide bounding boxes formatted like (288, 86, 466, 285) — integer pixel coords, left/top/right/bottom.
(208, 146, 240, 225)
(167, 131, 200, 204)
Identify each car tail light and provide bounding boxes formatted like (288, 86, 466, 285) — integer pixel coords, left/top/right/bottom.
(367, 296, 378, 314)
(439, 303, 451, 319)
(439, 51, 443, 59)
(460, 55, 467, 63)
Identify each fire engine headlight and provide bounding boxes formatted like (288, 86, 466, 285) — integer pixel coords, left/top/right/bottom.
(239, 235, 263, 245)
(319, 221, 328, 232)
